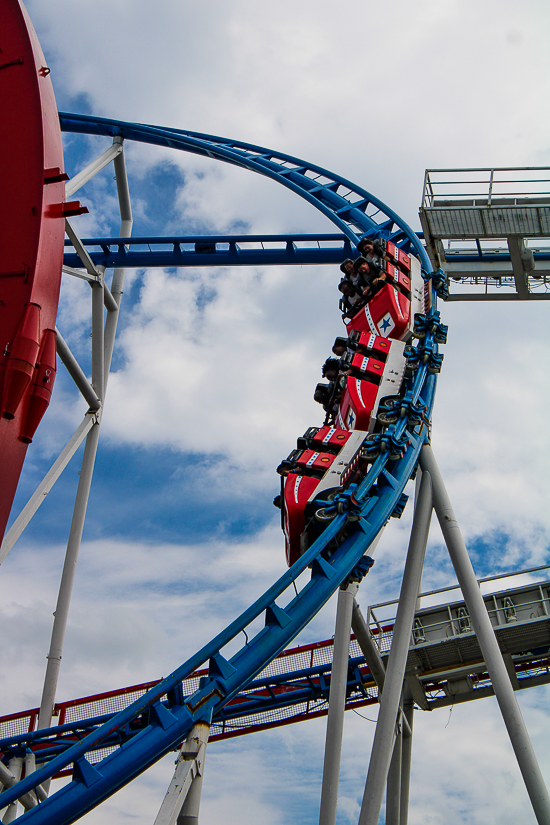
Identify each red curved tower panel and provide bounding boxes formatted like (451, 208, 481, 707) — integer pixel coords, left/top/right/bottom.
(0, 0, 66, 541)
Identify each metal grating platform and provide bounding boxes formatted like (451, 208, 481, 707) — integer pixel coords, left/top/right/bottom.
(418, 168, 550, 298)
(423, 203, 550, 239)
(369, 575, 550, 709)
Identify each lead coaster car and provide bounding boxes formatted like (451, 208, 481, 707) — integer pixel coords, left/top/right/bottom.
(345, 254, 430, 341)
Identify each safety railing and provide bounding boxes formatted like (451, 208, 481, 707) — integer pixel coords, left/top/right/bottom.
(422, 167, 550, 210)
(367, 564, 550, 653)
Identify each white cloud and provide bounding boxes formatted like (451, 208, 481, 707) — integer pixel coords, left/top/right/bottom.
(3, 0, 550, 823)
(101, 263, 335, 486)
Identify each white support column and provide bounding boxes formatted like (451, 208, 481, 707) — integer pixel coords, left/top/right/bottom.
(414, 469, 424, 612)
(37, 138, 132, 734)
(1, 757, 23, 823)
(154, 720, 210, 825)
(24, 751, 47, 802)
(351, 603, 412, 739)
(0, 414, 95, 564)
(358, 470, 432, 825)
(177, 772, 204, 825)
(399, 684, 414, 825)
(351, 600, 386, 693)
(37, 419, 102, 730)
(56, 329, 101, 409)
(318, 580, 359, 825)
(65, 142, 123, 198)
(386, 707, 403, 825)
(64, 219, 101, 281)
(420, 445, 550, 825)
(91, 273, 105, 403)
(104, 137, 132, 387)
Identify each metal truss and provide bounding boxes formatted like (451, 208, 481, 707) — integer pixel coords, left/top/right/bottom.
(0, 115, 440, 824)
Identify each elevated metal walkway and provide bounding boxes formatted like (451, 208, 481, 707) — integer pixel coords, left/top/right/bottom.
(419, 168, 550, 300)
(369, 566, 550, 710)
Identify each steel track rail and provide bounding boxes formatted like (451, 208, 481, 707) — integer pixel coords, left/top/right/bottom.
(0, 116, 438, 823)
(58, 113, 428, 257)
(62, 233, 354, 270)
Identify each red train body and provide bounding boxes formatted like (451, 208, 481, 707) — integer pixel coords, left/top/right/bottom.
(345, 254, 429, 341)
(279, 245, 427, 567)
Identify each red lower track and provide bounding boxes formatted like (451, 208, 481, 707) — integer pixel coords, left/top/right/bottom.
(0, 0, 67, 541)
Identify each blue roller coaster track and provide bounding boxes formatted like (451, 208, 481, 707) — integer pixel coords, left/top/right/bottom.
(0, 114, 441, 824)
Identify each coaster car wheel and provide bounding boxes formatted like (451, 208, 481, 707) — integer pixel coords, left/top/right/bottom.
(313, 489, 339, 522)
(377, 394, 401, 425)
(377, 410, 399, 425)
(315, 507, 337, 521)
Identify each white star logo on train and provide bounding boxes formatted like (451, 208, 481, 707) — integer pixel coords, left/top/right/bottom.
(378, 313, 395, 337)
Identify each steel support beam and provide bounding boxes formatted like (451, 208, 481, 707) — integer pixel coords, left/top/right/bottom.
(507, 237, 532, 298)
(37, 420, 102, 730)
(61, 264, 97, 284)
(56, 329, 101, 410)
(420, 444, 550, 825)
(400, 685, 414, 825)
(358, 471, 433, 825)
(103, 138, 132, 389)
(178, 770, 205, 825)
(103, 283, 119, 313)
(1, 757, 23, 823)
(64, 219, 101, 280)
(61, 267, 120, 312)
(503, 653, 521, 690)
(351, 600, 412, 737)
(24, 752, 47, 802)
(318, 581, 359, 825)
(351, 600, 386, 693)
(65, 142, 123, 199)
(0, 415, 95, 564)
(154, 720, 210, 825)
(91, 277, 104, 401)
(0, 757, 37, 812)
(386, 703, 403, 825)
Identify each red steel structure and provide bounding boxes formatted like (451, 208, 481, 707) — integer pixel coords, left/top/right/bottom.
(0, 0, 81, 541)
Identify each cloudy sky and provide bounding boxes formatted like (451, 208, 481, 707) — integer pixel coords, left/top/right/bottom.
(1, 0, 550, 823)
